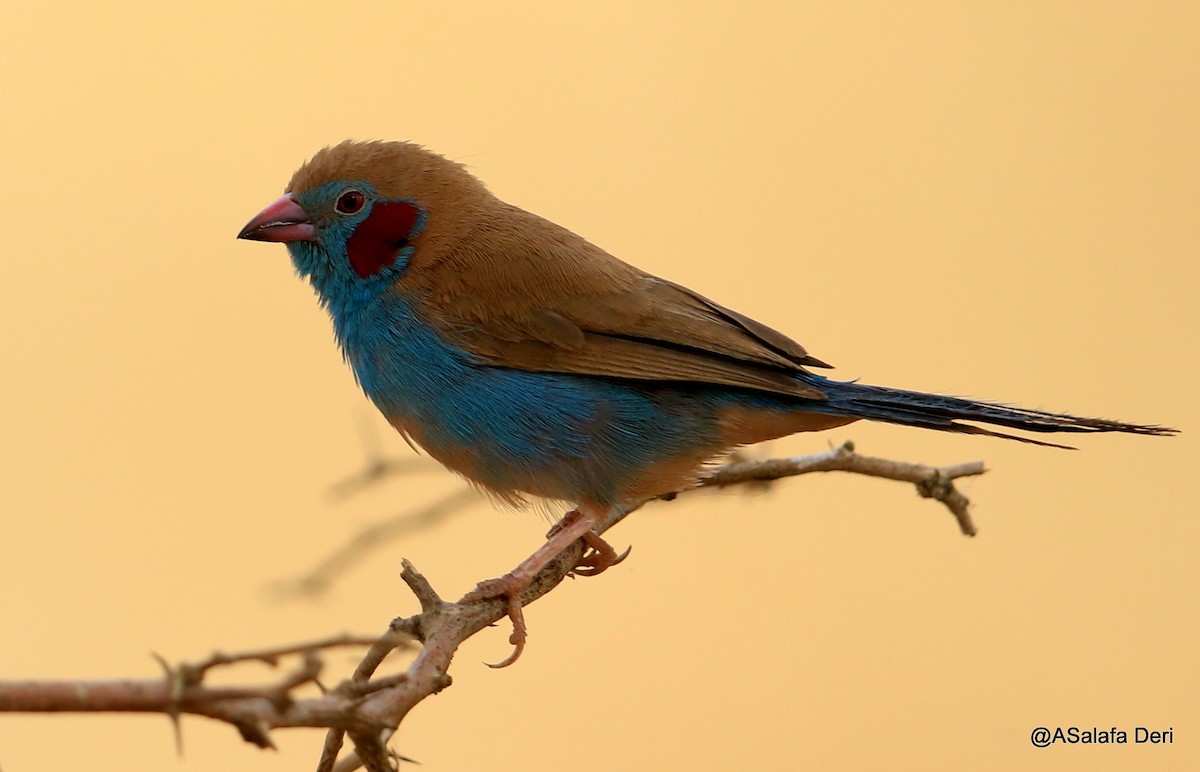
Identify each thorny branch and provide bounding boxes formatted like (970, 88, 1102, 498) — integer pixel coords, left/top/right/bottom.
(0, 634, 413, 748)
(0, 440, 985, 770)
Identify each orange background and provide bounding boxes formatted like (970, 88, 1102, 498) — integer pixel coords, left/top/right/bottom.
(1, 2, 1195, 770)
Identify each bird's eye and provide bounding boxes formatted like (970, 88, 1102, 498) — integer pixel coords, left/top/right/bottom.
(335, 189, 366, 215)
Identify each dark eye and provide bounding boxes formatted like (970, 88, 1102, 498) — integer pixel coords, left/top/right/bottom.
(335, 189, 365, 215)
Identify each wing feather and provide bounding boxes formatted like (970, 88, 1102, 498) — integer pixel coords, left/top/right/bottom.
(401, 203, 829, 400)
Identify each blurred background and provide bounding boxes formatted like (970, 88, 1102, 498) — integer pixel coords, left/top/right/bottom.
(1, 2, 1195, 770)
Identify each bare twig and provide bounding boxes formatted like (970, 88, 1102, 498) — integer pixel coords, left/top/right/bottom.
(692, 440, 984, 535)
(186, 633, 390, 675)
(328, 459, 439, 501)
(327, 413, 440, 501)
(273, 488, 482, 597)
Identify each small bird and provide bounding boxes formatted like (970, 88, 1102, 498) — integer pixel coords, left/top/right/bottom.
(239, 140, 1174, 665)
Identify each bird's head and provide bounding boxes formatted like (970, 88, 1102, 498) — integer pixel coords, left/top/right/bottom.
(238, 140, 490, 305)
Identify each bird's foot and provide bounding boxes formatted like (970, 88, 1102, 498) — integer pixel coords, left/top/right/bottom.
(546, 509, 631, 578)
(572, 531, 632, 577)
(460, 574, 530, 669)
(459, 506, 619, 668)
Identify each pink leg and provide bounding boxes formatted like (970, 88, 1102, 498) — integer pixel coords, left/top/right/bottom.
(459, 506, 628, 667)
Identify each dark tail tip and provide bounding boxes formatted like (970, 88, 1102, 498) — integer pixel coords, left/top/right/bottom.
(808, 377, 1179, 448)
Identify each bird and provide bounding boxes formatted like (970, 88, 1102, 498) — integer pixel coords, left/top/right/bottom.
(239, 140, 1175, 665)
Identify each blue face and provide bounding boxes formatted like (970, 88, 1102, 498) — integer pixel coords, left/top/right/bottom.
(287, 181, 427, 313)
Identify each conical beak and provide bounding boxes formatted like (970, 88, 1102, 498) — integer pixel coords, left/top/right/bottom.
(238, 194, 317, 243)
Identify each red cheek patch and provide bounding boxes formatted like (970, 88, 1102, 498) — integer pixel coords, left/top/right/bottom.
(346, 201, 422, 278)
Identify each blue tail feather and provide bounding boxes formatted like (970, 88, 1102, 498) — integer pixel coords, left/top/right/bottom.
(802, 377, 1177, 449)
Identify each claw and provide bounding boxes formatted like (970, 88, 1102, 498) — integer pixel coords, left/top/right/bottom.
(491, 595, 527, 669)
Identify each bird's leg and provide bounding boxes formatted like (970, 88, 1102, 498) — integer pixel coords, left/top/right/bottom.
(459, 505, 627, 667)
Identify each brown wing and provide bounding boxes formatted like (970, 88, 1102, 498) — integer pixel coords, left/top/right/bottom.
(401, 202, 831, 400)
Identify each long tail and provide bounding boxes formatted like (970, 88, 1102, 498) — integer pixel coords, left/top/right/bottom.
(803, 377, 1177, 449)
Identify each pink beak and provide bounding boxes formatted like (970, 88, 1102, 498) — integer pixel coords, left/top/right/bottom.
(238, 194, 317, 243)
